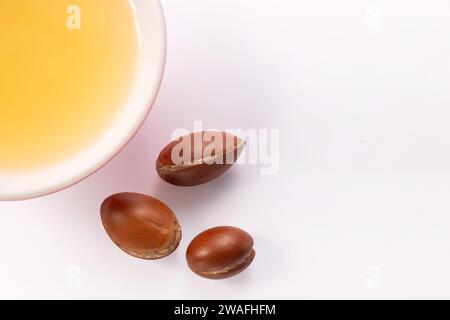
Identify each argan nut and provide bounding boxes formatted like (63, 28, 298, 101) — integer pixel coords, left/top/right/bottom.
(186, 226, 255, 279)
(156, 131, 245, 186)
(100, 192, 182, 260)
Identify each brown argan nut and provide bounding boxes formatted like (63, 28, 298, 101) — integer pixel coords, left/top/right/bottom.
(100, 192, 182, 260)
(156, 131, 245, 186)
(186, 226, 255, 279)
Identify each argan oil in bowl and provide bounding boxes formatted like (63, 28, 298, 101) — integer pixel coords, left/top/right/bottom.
(0, 0, 166, 200)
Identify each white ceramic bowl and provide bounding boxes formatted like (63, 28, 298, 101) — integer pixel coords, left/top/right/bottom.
(0, 0, 166, 201)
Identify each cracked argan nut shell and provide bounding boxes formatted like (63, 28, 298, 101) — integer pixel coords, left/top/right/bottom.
(186, 226, 255, 280)
(156, 131, 246, 186)
(100, 192, 182, 259)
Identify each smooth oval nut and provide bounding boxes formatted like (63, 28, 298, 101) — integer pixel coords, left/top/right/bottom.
(100, 192, 182, 259)
(156, 131, 245, 186)
(186, 226, 255, 279)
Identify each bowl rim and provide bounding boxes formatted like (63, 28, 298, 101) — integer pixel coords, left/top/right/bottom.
(0, 0, 167, 201)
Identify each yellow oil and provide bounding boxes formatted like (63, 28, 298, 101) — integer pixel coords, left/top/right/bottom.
(0, 0, 139, 172)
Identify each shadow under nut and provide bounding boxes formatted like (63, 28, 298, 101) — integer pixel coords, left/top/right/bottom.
(186, 226, 255, 279)
(100, 192, 182, 259)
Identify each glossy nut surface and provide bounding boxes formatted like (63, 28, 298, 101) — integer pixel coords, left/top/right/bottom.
(186, 226, 255, 279)
(100, 192, 181, 259)
(156, 131, 245, 186)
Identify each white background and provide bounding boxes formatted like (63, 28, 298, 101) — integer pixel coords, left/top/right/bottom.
(2, 0, 450, 299)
